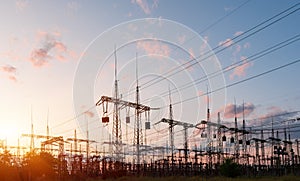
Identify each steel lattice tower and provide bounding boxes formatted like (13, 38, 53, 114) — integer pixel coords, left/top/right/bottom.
(234, 100, 239, 163)
(242, 102, 247, 164)
(206, 87, 212, 168)
(169, 88, 174, 166)
(134, 54, 143, 166)
(112, 47, 122, 162)
(217, 112, 223, 164)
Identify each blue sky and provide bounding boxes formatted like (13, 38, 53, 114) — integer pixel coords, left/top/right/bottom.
(0, 0, 300, 151)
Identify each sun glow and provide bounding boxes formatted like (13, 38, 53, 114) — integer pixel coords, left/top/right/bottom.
(0, 123, 20, 145)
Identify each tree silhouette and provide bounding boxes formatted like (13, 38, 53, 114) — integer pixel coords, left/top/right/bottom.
(22, 150, 57, 181)
(220, 158, 241, 178)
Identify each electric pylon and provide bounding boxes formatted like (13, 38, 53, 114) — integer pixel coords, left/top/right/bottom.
(112, 46, 122, 162)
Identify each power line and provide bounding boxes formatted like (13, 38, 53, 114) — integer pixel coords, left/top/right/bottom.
(139, 34, 300, 105)
(49, 3, 300, 140)
(123, 3, 300, 98)
(172, 58, 300, 107)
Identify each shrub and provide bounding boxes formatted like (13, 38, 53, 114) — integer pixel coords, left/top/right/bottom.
(220, 158, 241, 178)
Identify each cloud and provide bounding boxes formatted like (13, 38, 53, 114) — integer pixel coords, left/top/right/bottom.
(219, 38, 234, 48)
(1, 65, 16, 73)
(178, 35, 186, 44)
(8, 75, 17, 82)
(244, 42, 251, 49)
(136, 40, 170, 57)
(30, 49, 51, 67)
(1, 65, 17, 82)
(84, 110, 94, 118)
(200, 36, 209, 55)
(152, 0, 159, 8)
(217, 102, 256, 119)
(229, 56, 253, 79)
(16, 0, 28, 12)
(127, 12, 133, 17)
(66, 1, 80, 15)
(197, 90, 209, 105)
(248, 106, 299, 128)
(259, 106, 287, 120)
(233, 44, 241, 56)
(234, 31, 243, 37)
(131, 0, 158, 15)
(29, 31, 73, 67)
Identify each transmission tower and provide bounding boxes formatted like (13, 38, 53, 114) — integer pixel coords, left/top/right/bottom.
(169, 87, 174, 166)
(234, 99, 239, 163)
(134, 53, 143, 166)
(96, 53, 158, 168)
(242, 102, 247, 164)
(206, 87, 212, 168)
(261, 129, 265, 165)
(217, 112, 223, 164)
(30, 108, 34, 152)
(112, 47, 122, 162)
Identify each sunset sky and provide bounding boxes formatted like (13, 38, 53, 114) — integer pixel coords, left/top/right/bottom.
(1, 0, 300, 151)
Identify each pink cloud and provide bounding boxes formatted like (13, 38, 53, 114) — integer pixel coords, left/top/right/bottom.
(8, 75, 17, 82)
(189, 48, 195, 59)
(259, 106, 283, 120)
(215, 102, 255, 119)
(16, 0, 28, 12)
(1, 65, 16, 73)
(29, 30, 74, 67)
(234, 44, 241, 55)
(54, 42, 67, 52)
(84, 110, 94, 118)
(197, 90, 210, 105)
(247, 106, 295, 126)
(1, 65, 17, 82)
(132, 0, 151, 14)
(229, 56, 253, 79)
(136, 40, 170, 57)
(244, 42, 251, 49)
(234, 31, 243, 36)
(30, 48, 51, 67)
(178, 35, 186, 44)
(219, 38, 234, 48)
(200, 36, 209, 55)
(131, 0, 158, 15)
